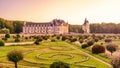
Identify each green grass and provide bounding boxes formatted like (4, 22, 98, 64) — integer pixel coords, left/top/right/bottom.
(0, 41, 111, 68)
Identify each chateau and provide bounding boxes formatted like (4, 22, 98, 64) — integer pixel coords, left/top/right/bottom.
(82, 18, 90, 34)
(22, 19, 68, 34)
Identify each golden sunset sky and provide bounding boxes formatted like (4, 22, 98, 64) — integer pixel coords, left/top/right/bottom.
(0, 0, 120, 24)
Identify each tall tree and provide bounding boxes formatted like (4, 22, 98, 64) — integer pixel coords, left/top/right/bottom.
(7, 50, 23, 68)
(13, 21, 24, 33)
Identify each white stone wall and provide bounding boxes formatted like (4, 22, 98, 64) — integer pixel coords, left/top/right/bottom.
(23, 23, 68, 34)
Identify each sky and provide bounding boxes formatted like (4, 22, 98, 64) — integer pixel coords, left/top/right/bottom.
(0, 0, 120, 24)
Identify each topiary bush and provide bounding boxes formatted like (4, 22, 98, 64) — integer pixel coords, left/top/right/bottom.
(14, 38, 20, 42)
(2, 37, 8, 41)
(92, 44, 105, 54)
(50, 61, 70, 68)
(62, 36, 67, 41)
(0, 40, 5, 46)
(87, 40, 94, 47)
(34, 39, 40, 45)
(25, 37, 28, 40)
(56, 36, 60, 40)
(16, 34, 20, 38)
(51, 39, 56, 42)
(5, 33, 10, 38)
(37, 37, 43, 42)
(70, 38, 77, 42)
(79, 39, 83, 43)
(81, 43, 89, 48)
(105, 38, 112, 43)
(42, 35, 49, 40)
(94, 38, 99, 42)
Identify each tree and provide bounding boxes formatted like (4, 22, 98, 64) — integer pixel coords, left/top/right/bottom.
(0, 28, 10, 34)
(111, 51, 120, 68)
(106, 43, 118, 55)
(7, 50, 23, 68)
(50, 61, 70, 68)
(13, 21, 24, 33)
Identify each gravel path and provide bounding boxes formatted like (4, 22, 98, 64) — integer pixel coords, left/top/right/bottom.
(5, 42, 34, 46)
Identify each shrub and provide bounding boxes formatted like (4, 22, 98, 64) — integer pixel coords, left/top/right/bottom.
(106, 43, 118, 55)
(0, 40, 5, 46)
(56, 36, 60, 40)
(91, 34, 96, 39)
(7, 49, 23, 68)
(97, 36, 104, 40)
(70, 38, 77, 42)
(94, 38, 99, 42)
(5, 33, 10, 38)
(37, 37, 43, 42)
(0, 28, 10, 34)
(105, 38, 112, 43)
(51, 39, 56, 42)
(14, 38, 20, 42)
(16, 34, 20, 38)
(42, 36, 48, 40)
(34, 39, 40, 45)
(92, 44, 105, 54)
(2, 37, 8, 41)
(87, 40, 94, 47)
(25, 37, 28, 40)
(62, 36, 67, 41)
(79, 39, 83, 43)
(50, 61, 70, 68)
(81, 43, 89, 48)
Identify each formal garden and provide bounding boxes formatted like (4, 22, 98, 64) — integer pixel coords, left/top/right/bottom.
(0, 34, 120, 68)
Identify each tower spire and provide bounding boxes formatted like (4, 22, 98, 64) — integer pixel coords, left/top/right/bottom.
(82, 18, 90, 34)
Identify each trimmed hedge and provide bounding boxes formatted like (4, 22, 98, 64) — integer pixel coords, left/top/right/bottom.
(50, 61, 70, 68)
(0, 40, 5, 46)
(92, 44, 105, 54)
(81, 43, 89, 48)
(5, 33, 10, 38)
(14, 38, 20, 42)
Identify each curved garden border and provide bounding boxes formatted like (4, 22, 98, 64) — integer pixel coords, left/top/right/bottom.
(49, 46, 75, 51)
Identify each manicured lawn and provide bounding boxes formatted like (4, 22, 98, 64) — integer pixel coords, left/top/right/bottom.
(0, 41, 111, 68)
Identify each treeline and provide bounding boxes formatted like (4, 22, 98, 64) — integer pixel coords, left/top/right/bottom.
(90, 23, 120, 33)
(0, 18, 24, 33)
(69, 23, 120, 34)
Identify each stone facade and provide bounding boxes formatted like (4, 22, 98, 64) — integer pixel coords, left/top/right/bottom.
(82, 18, 90, 34)
(22, 19, 68, 34)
